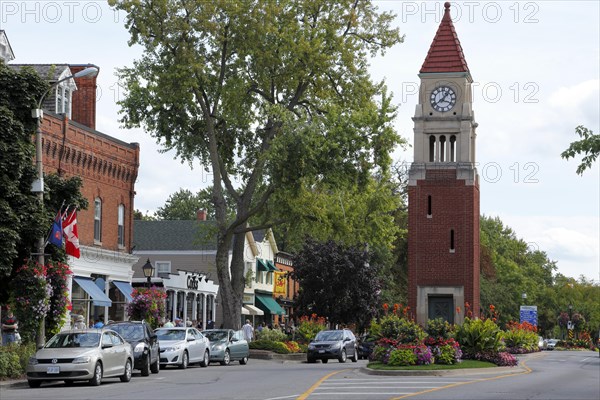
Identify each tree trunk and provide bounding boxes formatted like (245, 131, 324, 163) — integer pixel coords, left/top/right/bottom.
(214, 230, 247, 330)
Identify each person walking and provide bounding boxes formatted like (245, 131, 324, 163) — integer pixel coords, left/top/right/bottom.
(242, 319, 254, 342)
(1, 307, 18, 346)
(73, 315, 86, 329)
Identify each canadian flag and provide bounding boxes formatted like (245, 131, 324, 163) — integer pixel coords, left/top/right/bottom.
(62, 210, 80, 258)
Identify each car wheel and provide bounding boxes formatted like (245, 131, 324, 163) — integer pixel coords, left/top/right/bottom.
(200, 350, 210, 367)
(179, 351, 189, 369)
(338, 349, 347, 363)
(322, 359, 328, 363)
(120, 359, 132, 382)
(89, 362, 102, 386)
(220, 349, 231, 366)
(239, 355, 248, 365)
(28, 380, 42, 388)
(151, 357, 160, 374)
(141, 353, 151, 376)
(351, 347, 358, 363)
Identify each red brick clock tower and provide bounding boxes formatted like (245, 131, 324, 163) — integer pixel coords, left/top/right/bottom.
(408, 2, 480, 325)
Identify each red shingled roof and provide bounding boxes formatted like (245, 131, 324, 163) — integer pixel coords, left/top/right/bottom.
(420, 2, 469, 73)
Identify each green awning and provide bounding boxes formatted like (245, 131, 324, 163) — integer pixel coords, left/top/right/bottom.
(266, 260, 278, 271)
(255, 293, 285, 315)
(257, 259, 269, 272)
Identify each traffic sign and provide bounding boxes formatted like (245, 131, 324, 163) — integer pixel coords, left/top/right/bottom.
(520, 305, 538, 326)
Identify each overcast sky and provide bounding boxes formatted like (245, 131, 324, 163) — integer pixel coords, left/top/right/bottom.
(2, 1, 598, 282)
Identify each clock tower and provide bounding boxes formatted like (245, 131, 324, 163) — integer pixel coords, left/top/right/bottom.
(408, 2, 480, 325)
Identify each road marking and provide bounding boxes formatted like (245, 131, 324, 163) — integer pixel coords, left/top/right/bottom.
(389, 358, 535, 400)
(296, 369, 349, 400)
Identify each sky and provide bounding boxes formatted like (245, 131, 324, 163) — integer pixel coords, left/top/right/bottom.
(1, 1, 598, 282)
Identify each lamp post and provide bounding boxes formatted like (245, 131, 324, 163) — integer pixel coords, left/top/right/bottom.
(32, 66, 98, 349)
(142, 259, 155, 288)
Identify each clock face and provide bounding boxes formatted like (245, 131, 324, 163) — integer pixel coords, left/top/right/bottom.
(430, 86, 457, 112)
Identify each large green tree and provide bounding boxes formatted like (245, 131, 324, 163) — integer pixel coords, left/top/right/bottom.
(561, 125, 599, 175)
(110, 0, 403, 328)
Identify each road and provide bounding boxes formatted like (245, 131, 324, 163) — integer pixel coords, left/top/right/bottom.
(1, 351, 598, 400)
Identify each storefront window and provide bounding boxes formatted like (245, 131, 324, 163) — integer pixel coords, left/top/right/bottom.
(109, 285, 127, 322)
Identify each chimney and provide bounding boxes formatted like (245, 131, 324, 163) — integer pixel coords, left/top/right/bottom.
(69, 64, 99, 130)
(197, 209, 207, 221)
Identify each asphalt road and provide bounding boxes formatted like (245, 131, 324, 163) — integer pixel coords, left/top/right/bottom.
(1, 351, 598, 400)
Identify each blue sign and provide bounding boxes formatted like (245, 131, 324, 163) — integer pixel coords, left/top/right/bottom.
(520, 305, 538, 326)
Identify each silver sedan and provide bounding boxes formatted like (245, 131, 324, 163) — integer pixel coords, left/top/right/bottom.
(26, 329, 133, 387)
(155, 327, 210, 369)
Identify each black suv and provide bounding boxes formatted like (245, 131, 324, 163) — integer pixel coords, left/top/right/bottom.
(106, 321, 160, 376)
(307, 329, 358, 363)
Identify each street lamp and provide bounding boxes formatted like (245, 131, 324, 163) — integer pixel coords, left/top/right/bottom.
(568, 304, 573, 320)
(142, 259, 155, 288)
(31, 66, 98, 349)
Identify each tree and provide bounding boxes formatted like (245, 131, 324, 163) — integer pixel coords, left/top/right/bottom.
(110, 0, 403, 328)
(292, 239, 381, 331)
(155, 187, 236, 220)
(561, 125, 600, 175)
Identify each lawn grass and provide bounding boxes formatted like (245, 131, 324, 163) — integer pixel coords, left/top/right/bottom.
(367, 360, 497, 370)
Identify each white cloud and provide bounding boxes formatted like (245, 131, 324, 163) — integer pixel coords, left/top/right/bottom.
(548, 80, 600, 110)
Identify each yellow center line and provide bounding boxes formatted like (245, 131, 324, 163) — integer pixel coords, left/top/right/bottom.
(297, 369, 350, 400)
(389, 354, 543, 400)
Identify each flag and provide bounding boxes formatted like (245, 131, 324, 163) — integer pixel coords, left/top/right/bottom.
(62, 210, 80, 258)
(48, 210, 63, 247)
(273, 271, 287, 296)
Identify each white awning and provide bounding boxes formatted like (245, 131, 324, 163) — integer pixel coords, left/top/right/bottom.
(241, 307, 250, 315)
(244, 305, 265, 316)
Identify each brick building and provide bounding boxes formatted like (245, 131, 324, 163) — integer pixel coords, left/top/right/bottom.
(8, 39, 140, 327)
(407, 2, 480, 325)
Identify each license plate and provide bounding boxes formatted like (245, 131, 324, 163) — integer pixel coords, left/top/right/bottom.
(47, 366, 60, 374)
(318, 350, 325, 354)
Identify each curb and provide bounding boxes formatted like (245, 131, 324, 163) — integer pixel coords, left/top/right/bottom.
(249, 349, 306, 362)
(360, 365, 528, 376)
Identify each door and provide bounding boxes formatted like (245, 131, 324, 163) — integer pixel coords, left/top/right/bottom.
(428, 295, 454, 324)
(187, 329, 201, 362)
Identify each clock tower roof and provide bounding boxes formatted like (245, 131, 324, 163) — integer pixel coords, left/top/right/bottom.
(420, 2, 469, 74)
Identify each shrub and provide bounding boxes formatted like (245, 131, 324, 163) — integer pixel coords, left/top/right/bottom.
(297, 314, 327, 343)
(249, 340, 291, 354)
(430, 338, 462, 365)
(0, 343, 35, 378)
(283, 341, 301, 353)
(387, 347, 416, 366)
(378, 314, 427, 344)
(413, 344, 433, 365)
(256, 328, 287, 342)
(127, 286, 167, 329)
(426, 318, 453, 340)
(455, 318, 504, 358)
(503, 322, 539, 354)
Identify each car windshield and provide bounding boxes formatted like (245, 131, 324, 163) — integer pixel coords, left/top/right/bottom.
(45, 332, 100, 348)
(110, 324, 145, 341)
(315, 331, 343, 341)
(155, 329, 185, 341)
(204, 331, 228, 341)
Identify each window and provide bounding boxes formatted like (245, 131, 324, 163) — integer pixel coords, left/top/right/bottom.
(439, 136, 446, 162)
(450, 135, 457, 162)
(429, 135, 436, 162)
(94, 198, 102, 242)
(55, 85, 72, 117)
(266, 272, 273, 285)
(427, 195, 432, 217)
(156, 262, 171, 276)
(450, 229, 455, 252)
(117, 204, 125, 248)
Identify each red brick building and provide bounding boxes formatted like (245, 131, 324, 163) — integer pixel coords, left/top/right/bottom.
(407, 3, 480, 325)
(9, 59, 140, 326)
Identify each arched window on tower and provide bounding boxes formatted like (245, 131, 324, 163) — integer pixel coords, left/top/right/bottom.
(439, 136, 446, 162)
(450, 135, 457, 162)
(429, 135, 436, 162)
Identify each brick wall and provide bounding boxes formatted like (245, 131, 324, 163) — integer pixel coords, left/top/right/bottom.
(408, 168, 480, 318)
(40, 112, 139, 252)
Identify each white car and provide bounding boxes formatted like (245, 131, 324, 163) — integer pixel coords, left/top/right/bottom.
(26, 329, 133, 387)
(155, 327, 210, 369)
(546, 338, 559, 350)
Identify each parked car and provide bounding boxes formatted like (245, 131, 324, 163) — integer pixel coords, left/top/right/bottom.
(546, 338, 559, 350)
(538, 336, 547, 350)
(307, 329, 358, 363)
(155, 327, 210, 369)
(106, 321, 160, 376)
(202, 329, 249, 365)
(357, 334, 376, 360)
(26, 328, 133, 388)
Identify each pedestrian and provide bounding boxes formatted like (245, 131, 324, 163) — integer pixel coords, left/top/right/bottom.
(1, 307, 18, 346)
(207, 319, 215, 329)
(93, 316, 104, 328)
(73, 315, 86, 329)
(175, 318, 184, 327)
(242, 319, 254, 342)
(163, 318, 174, 328)
(257, 323, 263, 333)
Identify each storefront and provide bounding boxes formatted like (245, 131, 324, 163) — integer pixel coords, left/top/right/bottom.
(133, 270, 219, 330)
